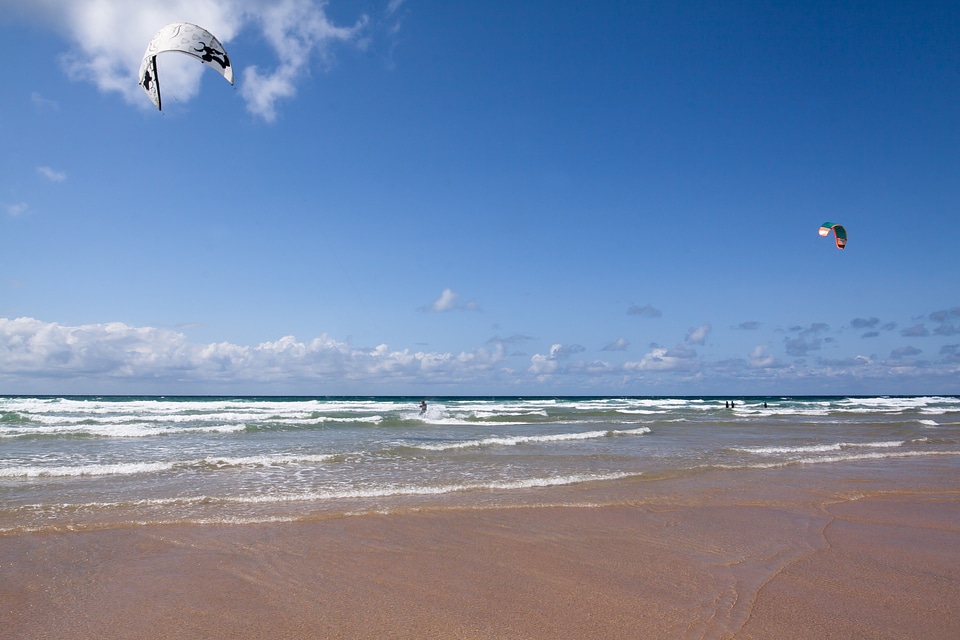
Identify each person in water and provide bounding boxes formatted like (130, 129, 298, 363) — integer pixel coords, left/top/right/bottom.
(419, 400, 427, 415)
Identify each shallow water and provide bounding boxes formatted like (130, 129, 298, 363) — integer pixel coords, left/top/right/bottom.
(1, 395, 958, 532)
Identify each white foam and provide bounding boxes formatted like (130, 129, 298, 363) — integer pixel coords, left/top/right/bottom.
(315, 415, 383, 424)
(6, 472, 640, 516)
(736, 440, 904, 455)
(715, 449, 960, 471)
(201, 453, 338, 467)
(0, 421, 248, 438)
(786, 449, 959, 466)
(413, 426, 651, 451)
(0, 461, 174, 478)
(0, 451, 346, 478)
(216, 471, 640, 503)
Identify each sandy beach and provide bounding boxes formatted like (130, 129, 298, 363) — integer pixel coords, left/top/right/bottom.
(2, 463, 958, 639)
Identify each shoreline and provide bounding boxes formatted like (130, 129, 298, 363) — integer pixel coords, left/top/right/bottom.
(2, 462, 958, 639)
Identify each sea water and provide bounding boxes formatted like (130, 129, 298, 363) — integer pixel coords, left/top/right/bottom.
(1, 396, 958, 533)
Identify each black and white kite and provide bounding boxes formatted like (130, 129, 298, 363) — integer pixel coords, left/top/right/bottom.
(138, 22, 233, 110)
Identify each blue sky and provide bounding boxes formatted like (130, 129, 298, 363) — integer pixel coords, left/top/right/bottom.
(1, 0, 958, 396)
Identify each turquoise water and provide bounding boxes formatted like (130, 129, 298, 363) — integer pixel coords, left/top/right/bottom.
(1, 396, 958, 532)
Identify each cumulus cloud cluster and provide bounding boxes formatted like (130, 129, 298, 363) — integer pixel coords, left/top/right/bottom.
(0, 317, 505, 392)
(2, 313, 960, 394)
(784, 323, 830, 357)
(909, 308, 960, 337)
(3, 0, 369, 121)
(532, 323, 714, 379)
(851, 316, 897, 339)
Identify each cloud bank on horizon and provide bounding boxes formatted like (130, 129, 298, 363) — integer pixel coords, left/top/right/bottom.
(2, 314, 958, 395)
(2, 0, 370, 122)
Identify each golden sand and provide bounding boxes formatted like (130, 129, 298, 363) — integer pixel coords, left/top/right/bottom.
(2, 465, 958, 639)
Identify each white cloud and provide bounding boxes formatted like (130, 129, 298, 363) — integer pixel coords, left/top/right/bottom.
(240, 0, 366, 122)
(37, 166, 67, 182)
(550, 344, 585, 359)
(685, 323, 711, 345)
(527, 343, 589, 379)
(428, 288, 458, 312)
(5, 203, 29, 217)
(529, 349, 560, 376)
(385, 0, 406, 36)
(602, 337, 629, 352)
(748, 345, 778, 369)
(422, 288, 480, 313)
(624, 346, 700, 372)
(31, 92, 59, 110)
(4, 0, 366, 121)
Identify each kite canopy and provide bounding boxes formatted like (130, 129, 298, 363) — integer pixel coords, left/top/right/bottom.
(819, 222, 847, 250)
(138, 22, 233, 110)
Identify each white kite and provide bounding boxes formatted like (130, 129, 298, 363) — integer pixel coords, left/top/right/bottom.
(138, 22, 234, 110)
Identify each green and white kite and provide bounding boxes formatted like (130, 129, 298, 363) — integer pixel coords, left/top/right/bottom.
(819, 222, 847, 250)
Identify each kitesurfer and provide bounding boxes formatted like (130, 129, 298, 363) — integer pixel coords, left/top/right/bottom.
(419, 400, 427, 416)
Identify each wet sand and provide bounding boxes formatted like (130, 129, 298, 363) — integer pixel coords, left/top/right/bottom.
(2, 464, 958, 639)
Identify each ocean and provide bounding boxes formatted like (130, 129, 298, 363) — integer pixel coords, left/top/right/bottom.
(2, 395, 958, 534)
